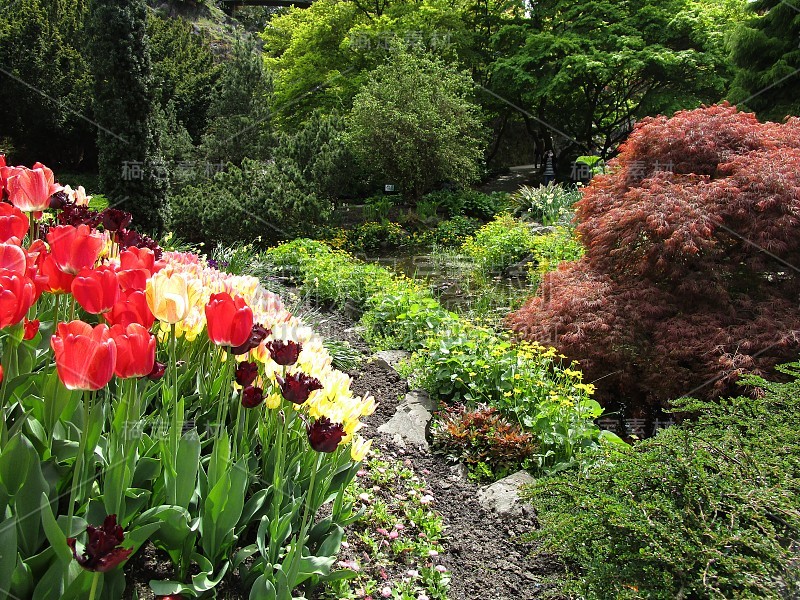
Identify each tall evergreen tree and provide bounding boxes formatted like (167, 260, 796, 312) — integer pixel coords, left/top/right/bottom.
(87, 0, 166, 234)
(729, 0, 800, 121)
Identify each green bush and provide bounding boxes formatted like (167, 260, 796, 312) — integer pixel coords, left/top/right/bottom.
(461, 214, 537, 275)
(169, 159, 331, 246)
(424, 190, 509, 220)
(527, 226, 585, 286)
(525, 363, 800, 599)
(345, 221, 410, 253)
(414, 215, 481, 248)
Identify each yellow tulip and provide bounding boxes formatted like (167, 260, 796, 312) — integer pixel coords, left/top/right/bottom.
(146, 270, 201, 324)
(350, 435, 372, 461)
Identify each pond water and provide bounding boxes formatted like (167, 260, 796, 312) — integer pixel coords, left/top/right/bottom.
(360, 251, 536, 315)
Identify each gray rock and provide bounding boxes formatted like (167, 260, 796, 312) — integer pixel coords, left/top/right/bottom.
(404, 389, 435, 412)
(377, 389, 434, 449)
(373, 350, 411, 372)
(477, 471, 536, 518)
(448, 463, 469, 480)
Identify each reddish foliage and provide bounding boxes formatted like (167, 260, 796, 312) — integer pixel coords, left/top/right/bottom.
(509, 105, 800, 411)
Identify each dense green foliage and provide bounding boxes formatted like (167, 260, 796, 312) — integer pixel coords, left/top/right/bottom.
(169, 159, 330, 246)
(347, 50, 486, 200)
(87, 0, 166, 233)
(0, 0, 93, 166)
(526, 363, 800, 598)
(729, 0, 800, 121)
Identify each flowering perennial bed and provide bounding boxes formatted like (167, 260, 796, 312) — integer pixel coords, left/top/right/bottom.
(0, 158, 374, 599)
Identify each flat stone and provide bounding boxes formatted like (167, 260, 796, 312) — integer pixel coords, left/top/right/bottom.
(477, 470, 536, 519)
(403, 389, 435, 412)
(373, 350, 410, 372)
(378, 390, 432, 449)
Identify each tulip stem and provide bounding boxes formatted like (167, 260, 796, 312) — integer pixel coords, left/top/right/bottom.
(288, 452, 323, 588)
(88, 571, 100, 600)
(68, 391, 92, 522)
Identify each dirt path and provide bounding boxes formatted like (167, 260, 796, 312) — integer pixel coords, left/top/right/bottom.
(313, 312, 568, 600)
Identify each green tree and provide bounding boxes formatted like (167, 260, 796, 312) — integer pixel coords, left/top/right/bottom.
(261, 0, 477, 127)
(0, 0, 93, 167)
(347, 49, 486, 200)
(87, 0, 166, 233)
(201, 37, 273, 166)
(147, 13, 219, 141)
(274, 110, 366, 202)
(489, 0, 745, 158)
(729, 0, 800, 121)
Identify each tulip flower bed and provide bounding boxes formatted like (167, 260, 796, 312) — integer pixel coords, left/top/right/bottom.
(0, 158, 375, 599)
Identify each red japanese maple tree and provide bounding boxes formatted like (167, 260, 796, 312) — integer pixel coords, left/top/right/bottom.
(508, 104, 800, 412)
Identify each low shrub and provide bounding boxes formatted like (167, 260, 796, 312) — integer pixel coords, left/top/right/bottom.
(424, 189, 509, 220)
(461, 214, 537, 275)
(527, 226, 584, 286)
(344, 221, 410, 253)
(414, 215, 481, 248)
(406, 321, 619, 472)
(170, 159, 332, 246)
(431, 404, 537, 481)
(525, 363, 800, 599)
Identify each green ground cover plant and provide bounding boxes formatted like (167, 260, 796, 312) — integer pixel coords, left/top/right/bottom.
(524, 362, 800, 598)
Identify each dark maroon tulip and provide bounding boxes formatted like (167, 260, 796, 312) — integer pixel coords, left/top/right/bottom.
(49, 190, 73, 210)
(146, 360, 166, 381)
(241, 385, 264, 408)
(235, 361, 259, 387)
(266, 340, 302, 366)
(99, 208, 132, 232)
(307, 417, 345, 453)
(58, 204, 99, 227)
(66, 514, 133, 572)
(155, 595, 186, 600)
(115, 228, 142, 249)
(276, 372, 323, 405)
(230, 323, 271, 355)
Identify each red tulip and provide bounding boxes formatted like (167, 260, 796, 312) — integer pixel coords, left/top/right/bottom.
(40, 254, 75, 294)
(0, 270, 35, 329)
(0, 364, 3, 384)
(71, 266, 120, 314)
(47, 224, 104, 275)
(23, 318, 40, 340)
(104, 289, 155, 329)
(0, 242, 26, 276)
(67, 515, 132, 573)
(119, 246, 158, 273)
(0, 202, 28, 243)
(6, 165, 61, 212)
(205, 293, 253, 348)
(109, 323, 155, 379)
(307, 417, 346, 453)
(50, 321, 117, 391)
